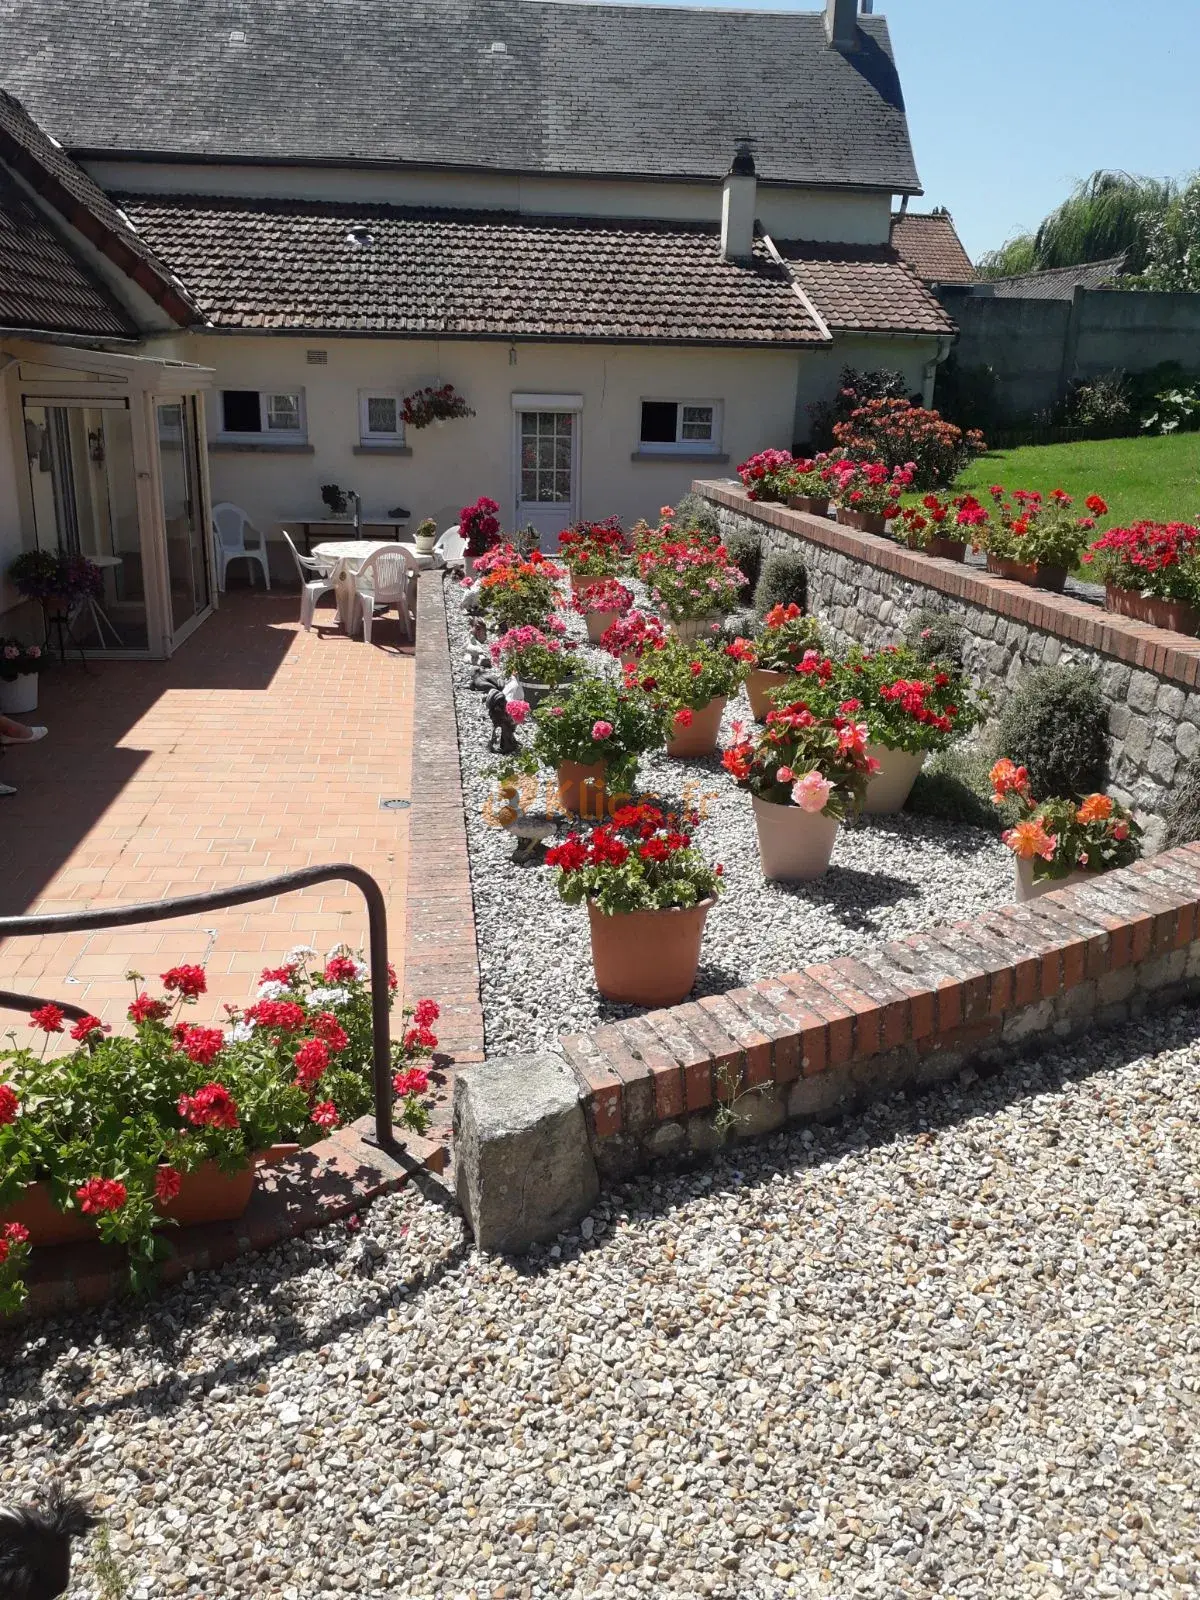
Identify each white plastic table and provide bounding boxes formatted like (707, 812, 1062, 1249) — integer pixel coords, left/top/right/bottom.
(312, 540, 440, 634)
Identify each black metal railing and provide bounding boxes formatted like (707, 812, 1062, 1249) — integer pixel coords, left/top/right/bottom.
(0, 864, 398, 1154)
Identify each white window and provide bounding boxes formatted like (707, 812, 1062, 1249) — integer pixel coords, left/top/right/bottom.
(638, 399, 722, 453)
(358, 389, 404, 445)
(219, 389, 306, 441)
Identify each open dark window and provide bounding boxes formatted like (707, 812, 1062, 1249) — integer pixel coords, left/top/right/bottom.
(639, 401, 679, 444)
(221, 390, 262, 433)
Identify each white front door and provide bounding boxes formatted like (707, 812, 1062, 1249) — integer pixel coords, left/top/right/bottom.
(515, 409, 579, 553)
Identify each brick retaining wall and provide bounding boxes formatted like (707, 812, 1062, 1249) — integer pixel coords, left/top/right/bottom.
(698, 481, 1200, 849)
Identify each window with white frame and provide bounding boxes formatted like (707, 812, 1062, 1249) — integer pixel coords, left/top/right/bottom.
(219, 389, 306, 440)
(358, 389, 404, 445)
(638, 399, 722, 453)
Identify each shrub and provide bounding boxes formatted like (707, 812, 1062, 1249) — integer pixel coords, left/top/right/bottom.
(906, 742, 1000, 831)
(672, 493, 722, 542)
(933, 356, 1003, 435)
(808, 365, 910, 451)
(993, 665, 1109, 799)
(832, 397, 986, 492)
(1061, 371, 1134, 434)
(903, 608, 966, 668)
(1163, 755, 1200, 849)
(754, 550, 808, 616)
(723, 527, 762, 604)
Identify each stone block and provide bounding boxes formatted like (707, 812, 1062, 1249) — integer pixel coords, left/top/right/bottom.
(1148, 738, 1179, 784)
(1176, 721, 1200, 760)
(1000, 998, 1055, 1042)
(1101, 662, 1132, 700)
(1127, 671, 1159, 714)
(645, 1120, 687, 1157)
(787, 1070, 849, 1122)
(454, 1053, 599, 1253)
(1157, 684, 1186, 720)
(732, 1084, 788, 1140)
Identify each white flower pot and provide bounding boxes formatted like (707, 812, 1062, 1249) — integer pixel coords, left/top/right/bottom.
(414, 537, 437, 556)
(585, 609, 620, 645)
(751, 795, 839, 882)
(0, 673, 38, 714)
(670, 615, 724, 645)
(863, 744, 927, 815)
(1013, 858, 1096, 903)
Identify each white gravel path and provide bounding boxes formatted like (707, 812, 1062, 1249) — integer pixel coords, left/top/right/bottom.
(447, 574, 1014, 1056)
(4, 1004, 1199, 1599)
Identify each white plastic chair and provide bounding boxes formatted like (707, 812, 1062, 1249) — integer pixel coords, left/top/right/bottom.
(281, 529, 336, 630)
(434, 524, 465, 566)
(211, 502, 271, 591)
(354, 546, 418, 643)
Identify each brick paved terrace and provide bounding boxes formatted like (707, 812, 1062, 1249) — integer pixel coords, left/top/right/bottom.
(0, 589, 415, 1041)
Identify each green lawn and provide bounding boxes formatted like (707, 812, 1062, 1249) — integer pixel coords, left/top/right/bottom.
(952, 431, 1200, 527)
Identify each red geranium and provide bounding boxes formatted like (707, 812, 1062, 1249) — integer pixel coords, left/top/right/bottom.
(174, 1023, 225, 1067)
(0, 1083, 18, 1125)
(77, 1176, 128, 1215)
(310, 1101, 339, 1130)
(155, 1166, 182, 1204)
(129, 992, 170, 1024)
(29, 1003, 64, 1034)
(178, 1082, 239, 1130)
(246, 998, 307, 1033)
(161, 964, 207, 999)
(312, 1012, 349, 1052)
(293, 1038, 331, 1090)
(68, 1014, 108, 1044)
(393, 1067, 430, 1098)
(324, 955, 361, 984)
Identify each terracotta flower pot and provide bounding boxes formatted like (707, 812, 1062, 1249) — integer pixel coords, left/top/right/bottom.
(557, 759, 615, 819)
(255, 1143, 303, 1166)
(1013, 858, 1096, 903)
(0, 672, 38, 715)
(751, 795, 839, 881)
(1104, 582, 1198, 636)
(585, 608, 620, 645)
(1, 1182, 94, 1246)
(669, 615, 725, 645)
(788, 494, 830, 517)
(986, 554, 1067, 592)
(836, 507, 887, 536)
(463, 554, 478, 579)
(666, 696, 727, 758)
(746, 667, 791, 722)
(924, 537, 966, 563)
(570, 572, 610, 597)
(587, 897, 714, 1007)
(863, 744, 927, 815)
(157, 1161, 256, 1227)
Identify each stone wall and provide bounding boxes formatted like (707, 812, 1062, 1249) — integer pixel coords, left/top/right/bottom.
(699, 481, 1200, 849)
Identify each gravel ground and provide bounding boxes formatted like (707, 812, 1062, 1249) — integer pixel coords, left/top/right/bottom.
(446, 574, 1013, 1057)
(4, 1003, 1200, 1599)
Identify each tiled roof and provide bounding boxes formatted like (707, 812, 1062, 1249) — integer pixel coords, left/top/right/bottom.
(773, 239, 957, 337)
(117, 196, 833, 345)
(0, 167, 135, 335)
(3, 0, 920, 193)
(986, 256, 1128, 300)
(0, 89, 197, 325)
(889, 210, 977, 284)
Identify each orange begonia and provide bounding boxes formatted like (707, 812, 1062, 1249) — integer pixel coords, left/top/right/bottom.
(1077, 793, 1114, 825)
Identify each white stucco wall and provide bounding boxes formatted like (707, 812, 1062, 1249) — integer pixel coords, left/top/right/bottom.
(150, 333, 806, 567)
(792, 335, 945, 447)
(88, 159, 893, 244)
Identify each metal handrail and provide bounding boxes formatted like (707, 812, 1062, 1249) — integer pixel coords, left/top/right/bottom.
(0, 864, 397, 1154)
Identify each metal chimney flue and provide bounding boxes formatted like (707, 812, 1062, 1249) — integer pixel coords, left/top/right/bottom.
(720, 141, 757, 263)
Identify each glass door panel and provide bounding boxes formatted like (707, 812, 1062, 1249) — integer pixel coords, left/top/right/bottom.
(158, 399, 211, 633)
(515, 410, 577, 552)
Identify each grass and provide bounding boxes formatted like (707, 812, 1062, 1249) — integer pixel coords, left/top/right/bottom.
(953, 430, 1200, 527)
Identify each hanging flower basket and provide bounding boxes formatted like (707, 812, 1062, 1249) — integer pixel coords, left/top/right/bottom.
(402, 384, 474, 430)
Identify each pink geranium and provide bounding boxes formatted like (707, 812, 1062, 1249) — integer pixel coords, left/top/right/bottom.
(591, 720, 614, 741)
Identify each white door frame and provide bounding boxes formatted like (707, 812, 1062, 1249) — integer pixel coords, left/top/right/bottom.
(512, 393, 583, 549)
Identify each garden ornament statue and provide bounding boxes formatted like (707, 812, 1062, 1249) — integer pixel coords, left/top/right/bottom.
(0, 1490, 97, 1599)
(485, 686, 521, 756)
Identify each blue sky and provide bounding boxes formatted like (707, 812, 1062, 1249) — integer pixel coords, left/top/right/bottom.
(650, 0, 1200, 260)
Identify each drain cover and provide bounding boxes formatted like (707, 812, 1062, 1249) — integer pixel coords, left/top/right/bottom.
(379, 798, 411, 810)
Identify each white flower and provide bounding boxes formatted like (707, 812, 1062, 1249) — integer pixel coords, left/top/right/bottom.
(256, 979, 289, 1001)
(285, 944, 320, 964)
(226, 1021, 255, 1043)
(307, 986, 351, 1007)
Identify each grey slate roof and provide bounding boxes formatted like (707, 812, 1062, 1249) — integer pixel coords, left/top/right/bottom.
(0, 168, 135, 335)
(117, 194, 831, 344)
(1, 0, 920, 192)
(985, 256, 1128, 300)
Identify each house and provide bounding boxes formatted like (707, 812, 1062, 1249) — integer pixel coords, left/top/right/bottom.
(2, 0, 953, 645)
(890, 208, 978, 287)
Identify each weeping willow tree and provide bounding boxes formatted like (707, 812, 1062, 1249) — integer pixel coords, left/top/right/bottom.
(977, 171, 1177, 279)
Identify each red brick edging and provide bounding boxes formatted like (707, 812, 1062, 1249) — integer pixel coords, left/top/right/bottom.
(558, 848, 1200, 1169)
(699, 481, 1200, 687)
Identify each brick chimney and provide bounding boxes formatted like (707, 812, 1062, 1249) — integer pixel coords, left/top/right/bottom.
(825, 0, 859, 50)
(720, 143, 757, 263)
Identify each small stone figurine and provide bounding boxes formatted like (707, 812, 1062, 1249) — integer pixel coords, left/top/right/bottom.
(485, 687, 521, 756)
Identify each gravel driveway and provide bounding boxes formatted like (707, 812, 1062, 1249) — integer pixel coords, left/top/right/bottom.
(446, 578, 1013, 1056)
(4, 1004, 1199, 1599)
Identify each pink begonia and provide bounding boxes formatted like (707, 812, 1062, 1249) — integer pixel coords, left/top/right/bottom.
(507, 699, 531, 724)
(791, 771, 834, 814)
(776, 765, 795, 783)
(836, 721, 869, 755)
(591, 720, 614, 740)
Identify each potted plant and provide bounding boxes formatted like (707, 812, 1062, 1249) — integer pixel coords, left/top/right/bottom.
(545, 802, 724, 1007)
(0, 952, 440, 1315)
(826, 460, 916, 535)
(638, 536, 745, 642)
(982, 488, 1107, 591)
(598, 608, 668, 668)
(786, 454, 838, 517)
(320, 483, 349, 516)
(572, 578, 634, 645)
(736, 448, 796, 504)
(558, 517, 629, 593)
(989, 760, 1142, 902)
(402, 383, 474, 430)
(895, 493, 988, 562)
(476, 550, 565, 633)
(722, 703, 877, 881)
(506, 671, 668, 817)
(632, 634, 749, 759)
(460, 496, 502, 575)
(0, 639, 44, 715)
(413, 517, 438, 556)
(9, 550, 104, 619)
(1083, 519, 1200, 634)
(490, 623, 578, 704)
(729, 604, 825, 720)
(838, 643, 982, 814)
